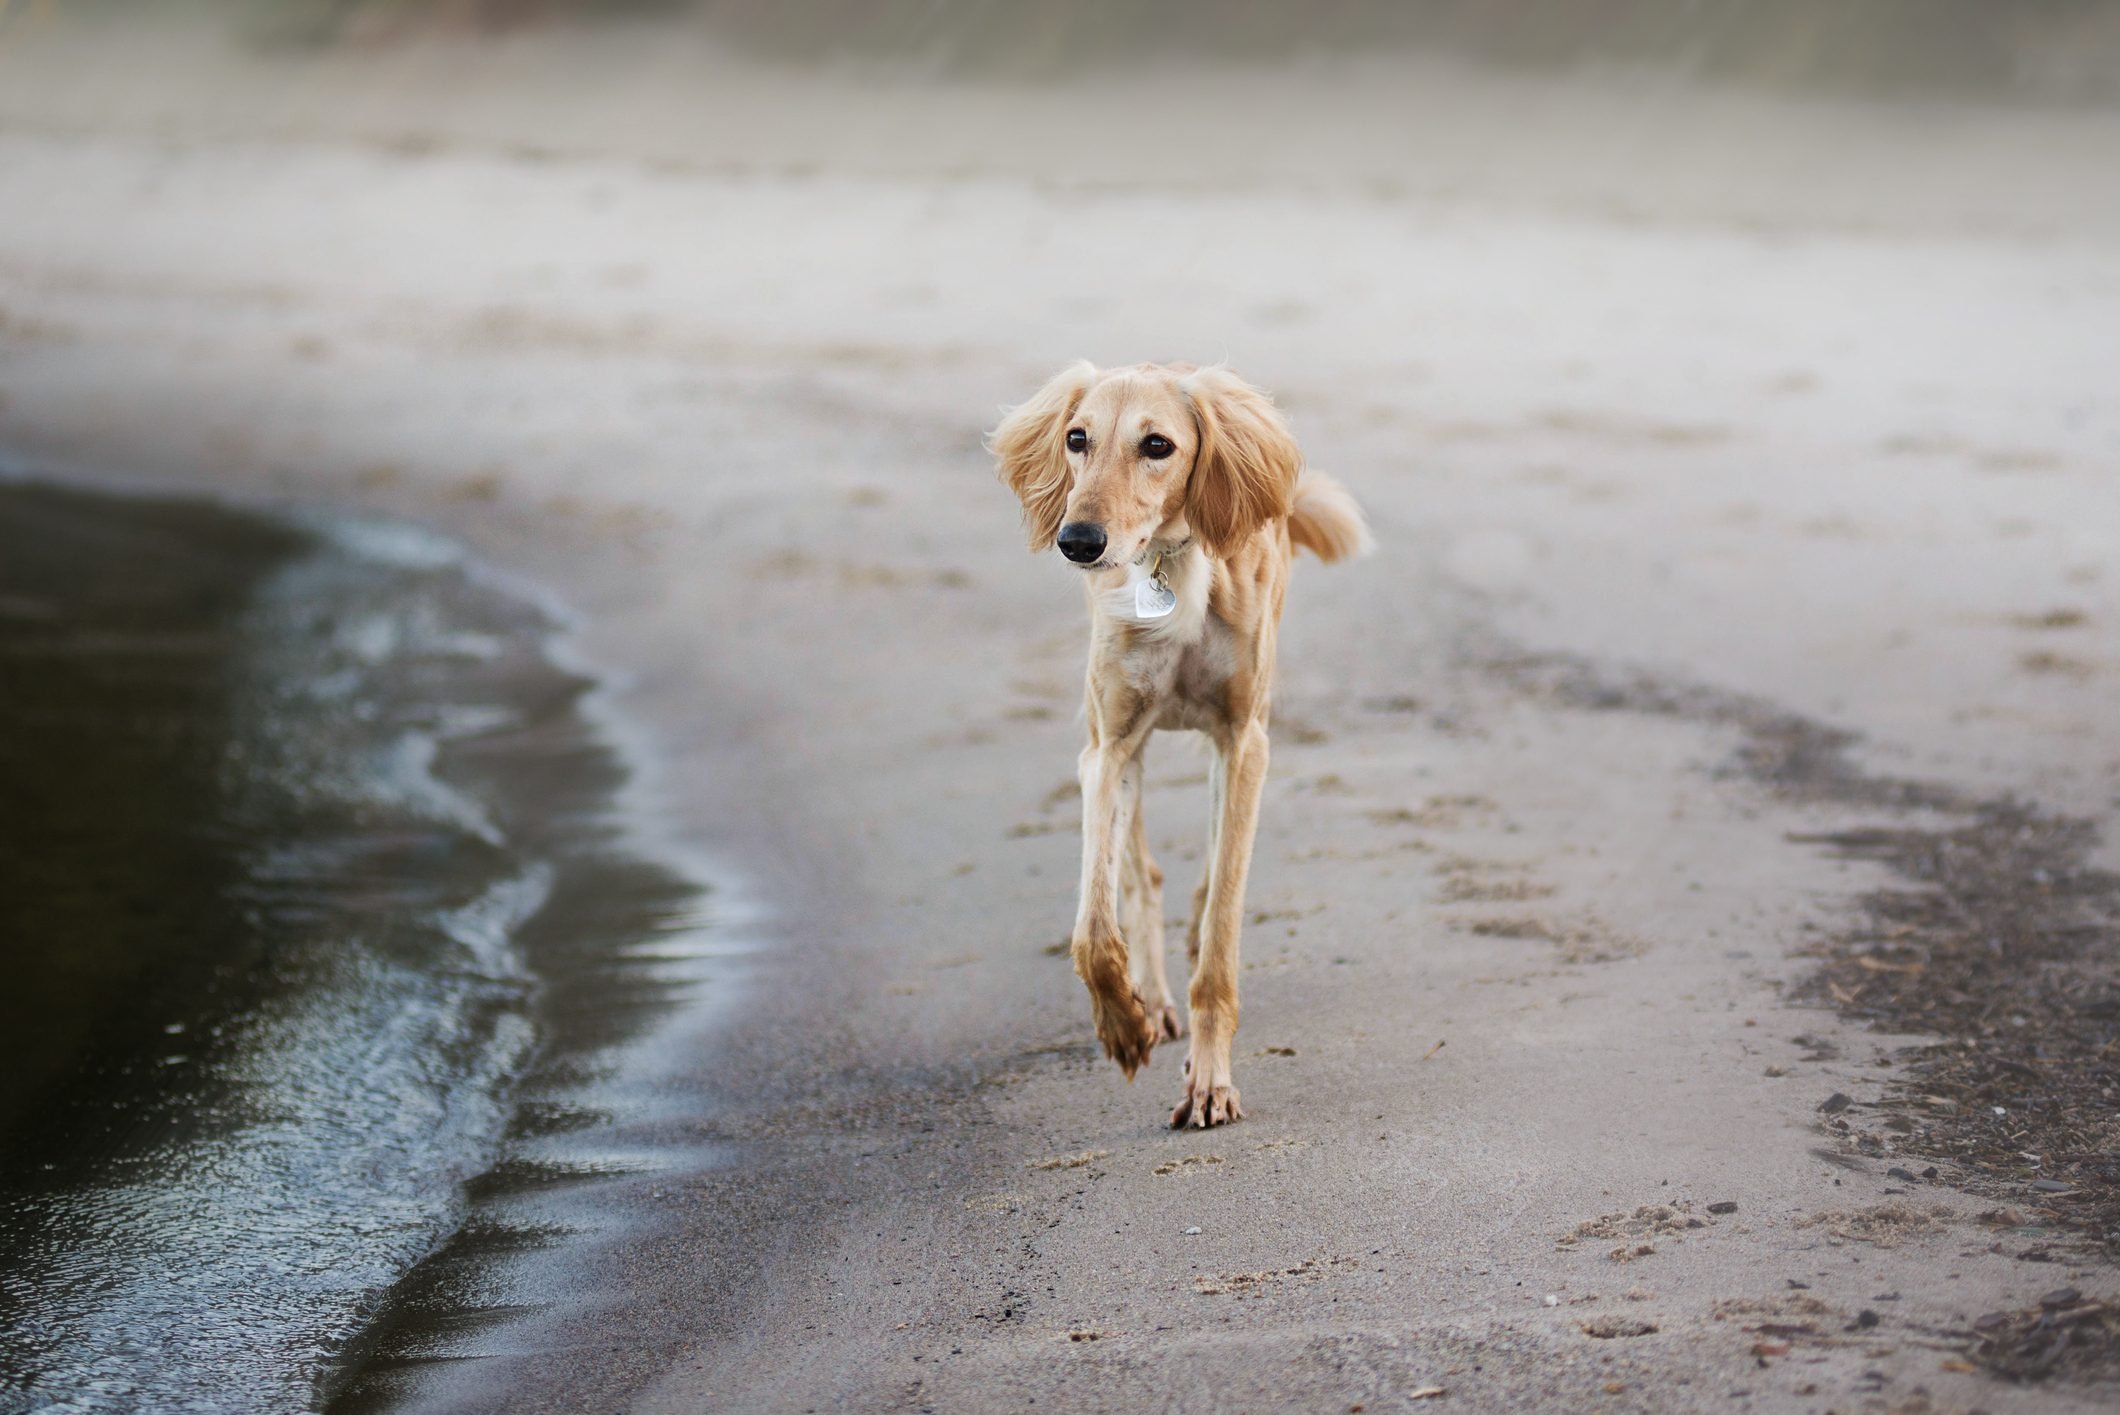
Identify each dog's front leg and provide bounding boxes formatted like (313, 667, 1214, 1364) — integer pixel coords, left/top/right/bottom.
(1173, 719, 1269, 1127)
(1073, 736, 1158, 1078)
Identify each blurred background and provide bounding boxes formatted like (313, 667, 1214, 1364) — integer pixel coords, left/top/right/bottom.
(13, 0, 2120, 97)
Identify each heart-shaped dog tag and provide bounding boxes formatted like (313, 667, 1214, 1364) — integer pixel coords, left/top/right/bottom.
(1135, 575, 1177, 620)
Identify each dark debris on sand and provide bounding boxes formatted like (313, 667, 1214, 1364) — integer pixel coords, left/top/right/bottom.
(1962, 1292, 2120, 1385)
(1792, 807, 2120, 1260)
(1491, 651, 2120, 1280)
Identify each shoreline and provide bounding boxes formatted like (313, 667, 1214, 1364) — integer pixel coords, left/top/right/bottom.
(313, 504, 755, 1411)
(0, 472, 754, 1413)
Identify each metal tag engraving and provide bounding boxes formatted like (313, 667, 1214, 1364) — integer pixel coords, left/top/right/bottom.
(1135, 574, 1177, 620)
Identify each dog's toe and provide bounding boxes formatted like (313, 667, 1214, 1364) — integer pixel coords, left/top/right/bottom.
(1107, 1032, 1152, 1080)
(1170, 1079, 1243, 1129)
(1092, 988, 1158, 1080)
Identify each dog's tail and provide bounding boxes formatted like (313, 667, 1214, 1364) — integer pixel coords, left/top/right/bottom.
(1288, 471, 1373, 564)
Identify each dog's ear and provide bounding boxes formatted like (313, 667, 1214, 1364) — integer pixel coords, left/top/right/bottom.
(1181, 366, 1301, 557)
(988, 361, 1096, 552)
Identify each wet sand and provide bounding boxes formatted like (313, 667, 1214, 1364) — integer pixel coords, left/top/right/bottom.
(1, 17, 2117, 1412)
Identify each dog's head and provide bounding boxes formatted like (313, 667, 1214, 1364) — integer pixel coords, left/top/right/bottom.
(987, 362, 1302, 569)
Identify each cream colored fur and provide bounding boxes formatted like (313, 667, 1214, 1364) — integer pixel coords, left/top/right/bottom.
(988, 361, 1369, 1127)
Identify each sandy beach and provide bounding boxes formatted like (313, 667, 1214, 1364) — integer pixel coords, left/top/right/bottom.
(2, 11, 2117, 1410)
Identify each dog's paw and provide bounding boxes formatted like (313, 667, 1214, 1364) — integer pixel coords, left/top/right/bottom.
(1145, 996, 1185, 1043)
(1170, 1064, 1244, 1129)
(1090, 986, 1158, 1080)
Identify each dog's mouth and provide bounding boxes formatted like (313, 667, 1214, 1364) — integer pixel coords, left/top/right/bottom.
(1068, 536, 1148, 573)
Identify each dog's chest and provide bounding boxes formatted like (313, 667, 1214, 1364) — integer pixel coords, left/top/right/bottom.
(1125, 617, 1237, 732)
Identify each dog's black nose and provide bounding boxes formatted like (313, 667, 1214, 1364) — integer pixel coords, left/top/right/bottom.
(1056, 522, 1107, 565)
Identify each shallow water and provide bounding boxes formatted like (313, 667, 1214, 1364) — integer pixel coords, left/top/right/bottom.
(0, 480, 711, 1412)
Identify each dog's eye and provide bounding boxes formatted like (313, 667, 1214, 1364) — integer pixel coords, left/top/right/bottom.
(1066, 428, 1087, 453)
(1141, 434, 1174, 460)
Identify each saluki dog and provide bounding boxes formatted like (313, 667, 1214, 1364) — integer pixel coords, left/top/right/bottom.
(989, 361, 1369, 1127)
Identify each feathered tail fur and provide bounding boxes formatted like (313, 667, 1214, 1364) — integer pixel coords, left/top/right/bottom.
(1287, 471, 1373, 563)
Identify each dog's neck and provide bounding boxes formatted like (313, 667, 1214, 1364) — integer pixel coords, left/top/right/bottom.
(1100, 533, 1209, 641)
(1131, 533, 1195, 568)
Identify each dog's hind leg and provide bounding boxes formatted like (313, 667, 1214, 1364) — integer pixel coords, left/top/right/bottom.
(1182, 749, 1225, 967)
(1172, 720, 1268, 1128)
(1122, 773, 1183, 1043)
(1073, 732, 1158, 1078)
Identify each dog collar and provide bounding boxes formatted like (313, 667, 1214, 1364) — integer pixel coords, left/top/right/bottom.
(1132, 535, 1195, 569)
